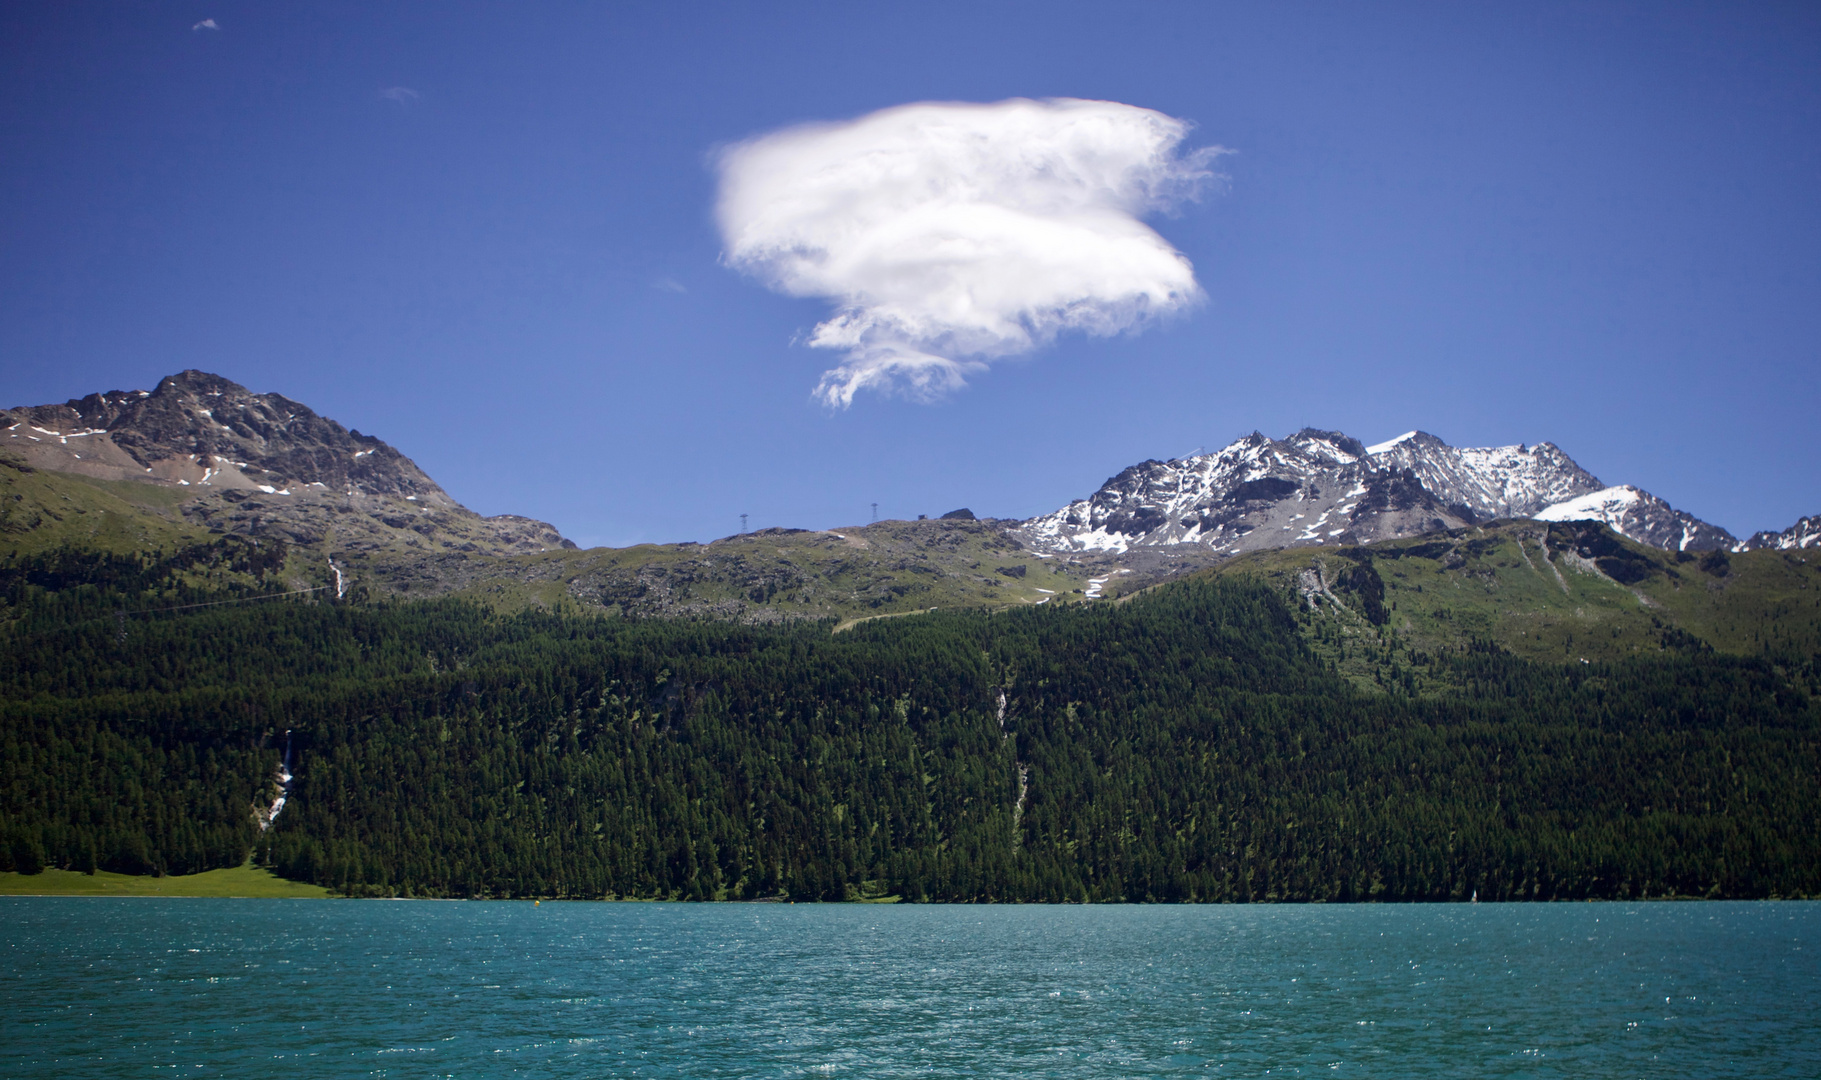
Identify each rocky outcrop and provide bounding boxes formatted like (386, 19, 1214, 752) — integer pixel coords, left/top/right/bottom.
(3, 371, 573, 556)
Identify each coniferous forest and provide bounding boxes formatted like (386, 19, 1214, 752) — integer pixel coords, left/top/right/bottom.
(2, 542, 1817, 901)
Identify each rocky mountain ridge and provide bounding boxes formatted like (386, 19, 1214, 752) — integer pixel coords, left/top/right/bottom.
(1016, 427, 1747, 558)
(3, 370, 572, 557)
(1739, 514, 1821, 552)
(4, 372, 1811, 619)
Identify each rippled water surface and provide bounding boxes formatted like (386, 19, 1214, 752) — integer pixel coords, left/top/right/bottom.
(3, 900, 1816, 1077)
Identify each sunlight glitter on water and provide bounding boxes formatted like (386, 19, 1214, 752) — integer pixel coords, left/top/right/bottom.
(2, 901, 1818, 1078)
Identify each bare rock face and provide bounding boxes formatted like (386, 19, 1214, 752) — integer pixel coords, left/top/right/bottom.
(3, 370, 573, 556)
(1017, 427, 1734, 557)
(483, 514, 577, 553)
(3, 370, 451, 501)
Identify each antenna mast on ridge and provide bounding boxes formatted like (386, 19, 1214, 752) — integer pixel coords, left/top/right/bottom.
(740, 513, 748, 534)
(871, 502, 878, 522)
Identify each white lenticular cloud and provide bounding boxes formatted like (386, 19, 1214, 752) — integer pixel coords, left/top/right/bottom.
(715, 98, 1222, 407)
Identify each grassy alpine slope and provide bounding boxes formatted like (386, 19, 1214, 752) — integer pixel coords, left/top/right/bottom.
(435, 517, 1096, 622)
(1, 450, 216, 558)
(4, 453, 1104, 623)
(1186, 518, 1821, 686)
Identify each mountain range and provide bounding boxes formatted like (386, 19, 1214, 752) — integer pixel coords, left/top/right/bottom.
(6, 372, 1819, 901)
(1016, 427, 1752, 557)
(2, 372, 1813, 620)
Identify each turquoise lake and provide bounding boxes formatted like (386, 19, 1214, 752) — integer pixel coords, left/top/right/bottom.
(3, 900, 1816, 1077)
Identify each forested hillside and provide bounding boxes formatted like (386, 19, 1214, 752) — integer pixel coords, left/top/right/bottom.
(3, 536, 1817, 901)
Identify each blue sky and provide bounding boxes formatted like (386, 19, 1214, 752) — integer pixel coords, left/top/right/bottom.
(3, 1, 1816, 545)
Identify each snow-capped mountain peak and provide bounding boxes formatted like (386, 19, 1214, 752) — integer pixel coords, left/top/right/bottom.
(1017, 428, 1737, 558)
(1738, 514, 1821, 552)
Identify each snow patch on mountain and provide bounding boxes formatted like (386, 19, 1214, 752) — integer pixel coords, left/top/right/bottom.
(1534, 486, 1735, 552)
(1534, 486, 1643, 521)
(1365, 431, 1419, 454)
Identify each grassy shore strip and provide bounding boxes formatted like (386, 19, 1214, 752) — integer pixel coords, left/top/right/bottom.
(0, 862, 331, 898)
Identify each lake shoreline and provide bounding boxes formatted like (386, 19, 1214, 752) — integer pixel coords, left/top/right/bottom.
(4, 869, 1787, 903)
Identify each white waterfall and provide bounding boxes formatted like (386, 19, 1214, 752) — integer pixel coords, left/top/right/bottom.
(256, 731, 295, 831)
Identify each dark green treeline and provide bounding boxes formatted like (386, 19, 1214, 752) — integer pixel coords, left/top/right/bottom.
(2, 548, 1818, 900)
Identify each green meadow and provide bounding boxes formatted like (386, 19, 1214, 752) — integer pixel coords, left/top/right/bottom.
(0, 861, 330, 899)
